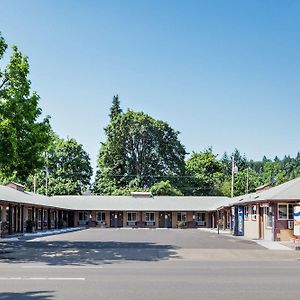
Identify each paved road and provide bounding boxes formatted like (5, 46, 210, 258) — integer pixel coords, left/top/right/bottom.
(0, 229, 299, 299)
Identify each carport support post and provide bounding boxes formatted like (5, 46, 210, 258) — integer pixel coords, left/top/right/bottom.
(48, 208, 51, 229)
(41, 208, 44, 231)
(8, 204, 12, 235)
(140, 211, 143, 227)
(217, 211, 220, 235)
(21, 205, 24, 233)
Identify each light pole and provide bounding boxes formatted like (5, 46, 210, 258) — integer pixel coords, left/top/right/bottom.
(231, 156, 238, 198)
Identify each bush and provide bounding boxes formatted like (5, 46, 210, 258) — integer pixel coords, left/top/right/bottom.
(177, 221, 186, 229)
(25, 219, 34, 233)
(58, 219, 67, 229)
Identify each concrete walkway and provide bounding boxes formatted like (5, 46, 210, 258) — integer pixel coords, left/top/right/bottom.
(254, 240, 292, 251)
(197, 227, 293, 251)
(0, 227, 82, 242)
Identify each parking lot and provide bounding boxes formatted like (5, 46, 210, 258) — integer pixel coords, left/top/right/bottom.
(0, 228, 299, 299)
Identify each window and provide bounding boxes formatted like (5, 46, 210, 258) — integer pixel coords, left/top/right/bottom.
(177, 212, 187, 222)
(28, 208, 33, 221)
(244, 206, 249, 220)
(0, 205, 2, 222)
(6, 207, 9, 224)
(196, 212, 205, 222)
(278, 204, 295, 220)
(79, 212, 88, 221)
(226, 211, 230, 229)
(127, 212, 137, 222)
(145, 212, 155, 222)
(251, 205, 257, 221)
(96, 212, 106, 222)
(288, 204, 295, 220)
(265, 207, 273, 228)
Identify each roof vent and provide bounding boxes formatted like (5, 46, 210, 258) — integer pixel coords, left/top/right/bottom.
(6, 181, 25, 192)
(255, 183, 273, 193)
(131, 192, 153, 198)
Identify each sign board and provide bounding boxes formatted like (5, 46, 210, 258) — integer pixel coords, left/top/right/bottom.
(237, 206, 244, 236)
(260, 203, 269, 208)
(294, 206, 300, 236)
(231, 207, 236, 235)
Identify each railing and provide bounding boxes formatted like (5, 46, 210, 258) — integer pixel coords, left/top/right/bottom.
(127, 221, 137, 226)
(196, 221, 206, 226)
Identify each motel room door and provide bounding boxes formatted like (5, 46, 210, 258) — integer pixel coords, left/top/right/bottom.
(159, 212, 172, 228)
(110, 211, 124, 228)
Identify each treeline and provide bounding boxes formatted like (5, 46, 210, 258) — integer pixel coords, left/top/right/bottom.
(93, 96, 300, 197)
(0, 33, 93, 195)
(1, 32, 299, 197)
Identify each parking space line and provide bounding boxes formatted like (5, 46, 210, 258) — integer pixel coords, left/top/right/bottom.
(22, 265, 103, 269)
(0, 277, 85, 281)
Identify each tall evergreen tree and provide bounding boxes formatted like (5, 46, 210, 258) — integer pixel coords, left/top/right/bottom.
(94, 98, 186, 194)
(109, 94, 122, 121)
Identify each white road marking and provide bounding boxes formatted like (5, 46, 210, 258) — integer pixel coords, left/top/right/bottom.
(0, 277, 85, 281)
(22, 265, 103, 269)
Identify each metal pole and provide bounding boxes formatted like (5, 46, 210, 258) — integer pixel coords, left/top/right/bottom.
(231, 156, 234, 198)
(246, 168, 249, 194)
(45, 152, 48, 196)
(33, 174, 36, 194)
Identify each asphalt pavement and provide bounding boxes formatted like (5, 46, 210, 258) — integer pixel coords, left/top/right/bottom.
(0, 228, 299, 300)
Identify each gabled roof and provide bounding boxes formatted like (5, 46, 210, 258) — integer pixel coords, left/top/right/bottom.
(0, 184, 230, 211)
(50, 195, 229, 211)
(232, 177, 300, 205)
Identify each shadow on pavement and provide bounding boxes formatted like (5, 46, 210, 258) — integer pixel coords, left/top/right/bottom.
(0, 291, 54, 299)
(0, 241, 180, 266)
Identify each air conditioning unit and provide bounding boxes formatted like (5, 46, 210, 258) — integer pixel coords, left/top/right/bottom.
(288, 220, 294, 229)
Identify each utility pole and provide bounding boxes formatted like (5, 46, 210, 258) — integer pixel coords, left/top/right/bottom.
(231, 156, 234, 198)
(45, 152, 48, 196)
(231, 156, 238, 198)
(33, 173, 37, 194)
(246, 168, 249, 194)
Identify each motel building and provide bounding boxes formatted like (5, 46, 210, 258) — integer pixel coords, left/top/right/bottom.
(218, 177, 300, 242)
(0, 178, 300, 243)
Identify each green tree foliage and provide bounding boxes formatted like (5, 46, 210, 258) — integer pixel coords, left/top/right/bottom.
(185, 149, 224, 196)
(109, 94, 122, 120)
(28, 135, 93, 195)
(0, 32, 51, 182)
(94, 99, 186, 194)
(150, 180, 183, 196)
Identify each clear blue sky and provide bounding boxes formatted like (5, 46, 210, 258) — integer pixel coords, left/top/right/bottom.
(1, 0, 300, 174)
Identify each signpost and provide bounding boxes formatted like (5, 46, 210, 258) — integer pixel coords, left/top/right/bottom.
(294, 206, 300, 236)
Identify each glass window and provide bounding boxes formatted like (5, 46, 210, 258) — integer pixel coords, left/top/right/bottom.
(28, 208, 32, 221)
(96, 212, 106, 222)
(79, 212, 88, 221)
(278, 204, 288, 220)
(6, 207, 9, 224)
(244, 206, 249, 220)
(145, 212, 155, 222)
(288, 204, 295, 220)
(251, 205, 257, 221)
(127, 212, 137, 222)
(177, 212, 187, 222)
(197, 212, 205, 222)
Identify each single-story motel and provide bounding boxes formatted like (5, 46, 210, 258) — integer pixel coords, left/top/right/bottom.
(1, 177, 300, 242)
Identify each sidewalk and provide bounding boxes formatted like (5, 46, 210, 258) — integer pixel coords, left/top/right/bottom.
(0, 227, 82, 242)
(197, 227, 292, 251)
